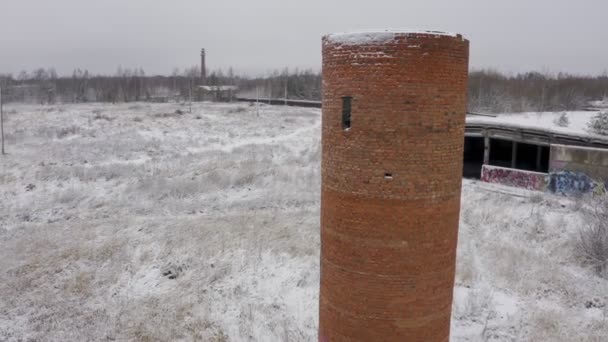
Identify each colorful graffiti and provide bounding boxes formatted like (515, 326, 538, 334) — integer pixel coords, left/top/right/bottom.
(481, 165, 547, 191)
(548, 171, 607, 195)
(548, 144, 608, 196)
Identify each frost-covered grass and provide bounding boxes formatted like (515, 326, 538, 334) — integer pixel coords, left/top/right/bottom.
(454, 184, 608, 341)
(0, 102, 607, 341)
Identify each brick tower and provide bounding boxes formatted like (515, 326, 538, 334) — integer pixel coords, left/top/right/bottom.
(319, 30, 469, 341)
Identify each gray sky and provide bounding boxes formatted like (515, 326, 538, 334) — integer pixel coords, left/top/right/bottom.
(1, 0, 607, 76)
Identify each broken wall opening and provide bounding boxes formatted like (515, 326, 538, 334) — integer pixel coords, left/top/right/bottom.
(487, 138, 550, 173)
(489, 138, 513, 168)
(463, 136, 484, 178)
(516, 142, 550, 173)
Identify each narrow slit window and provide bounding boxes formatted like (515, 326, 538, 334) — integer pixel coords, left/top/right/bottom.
(342, 96, 352, 130)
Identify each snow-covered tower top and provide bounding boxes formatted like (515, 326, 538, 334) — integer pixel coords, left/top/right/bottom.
(323, 29, 465, 46)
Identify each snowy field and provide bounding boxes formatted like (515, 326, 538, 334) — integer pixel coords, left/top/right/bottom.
(0, 103, 607, 341)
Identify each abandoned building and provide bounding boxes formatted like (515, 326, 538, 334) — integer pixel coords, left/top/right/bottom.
(197, 85, 238, 102)
(319, 30, 469, 341)
(464, 111, 608, 194)
(196, 48, 238, 102)
(234, 94, 608, 195)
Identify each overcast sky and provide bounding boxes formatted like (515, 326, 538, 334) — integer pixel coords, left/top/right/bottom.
(1, 0, 607, 76)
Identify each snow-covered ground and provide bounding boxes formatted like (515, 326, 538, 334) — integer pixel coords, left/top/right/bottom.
(0, 102, 606, 341)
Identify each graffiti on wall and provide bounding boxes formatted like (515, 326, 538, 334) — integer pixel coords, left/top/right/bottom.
(549, 144, 608, 196)
(548, 171, 607, 195)
(481, 165, 547, 191)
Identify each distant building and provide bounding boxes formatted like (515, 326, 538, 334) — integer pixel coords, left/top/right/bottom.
(197, 85, 238, 102)
(197, 48, 237, 102)
(465, 111, 608, 194)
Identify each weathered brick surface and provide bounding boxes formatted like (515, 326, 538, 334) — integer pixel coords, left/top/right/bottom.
(319, 31, 469, 341)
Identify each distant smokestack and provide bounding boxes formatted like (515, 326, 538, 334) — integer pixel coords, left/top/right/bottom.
(200, 48, 206, 85)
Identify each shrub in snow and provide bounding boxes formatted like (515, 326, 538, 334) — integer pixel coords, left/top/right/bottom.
(56, 125, 80, 139)
(588, 111, 608, 136)
(228, 106, 247, 113)
(578, 196, 608, 278)
(93, 112, 114, 121)
(554, 112, 570, 127)
(530, 193, 545, 203)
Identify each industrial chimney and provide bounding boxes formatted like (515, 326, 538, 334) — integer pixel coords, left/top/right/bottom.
(200, 48, 206, 85)
(319, 30, 469, 341)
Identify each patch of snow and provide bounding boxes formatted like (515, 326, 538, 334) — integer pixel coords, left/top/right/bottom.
(467, 110, 608, 141)
(1, 102, 607, 341)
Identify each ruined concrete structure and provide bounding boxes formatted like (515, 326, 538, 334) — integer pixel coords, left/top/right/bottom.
(478, 144, 608, 195)
(548, 144, 608, 194)
(319, 31, 469, 341)
(196, 48, 237, 102)
(476, 139, 608, 195)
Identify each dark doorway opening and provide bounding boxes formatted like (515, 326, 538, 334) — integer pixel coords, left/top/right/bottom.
(515, 142, 537, 171)
(463, 136, 484, 178)
(516, 142, 550, 172)
(489, 138, 513, 168)
(539, 145, 550, 172)
(462, 137, 551, 180)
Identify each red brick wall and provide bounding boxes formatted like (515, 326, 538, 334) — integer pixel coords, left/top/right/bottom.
(319, 31, 469, 341)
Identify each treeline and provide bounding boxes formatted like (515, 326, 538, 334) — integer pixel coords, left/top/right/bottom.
(468, 70, 608, 113)
(0, 66, 233, 104)
(0, 66, 320, 104)
(237, 68, 321, 100)
(1, 68, 607, 113)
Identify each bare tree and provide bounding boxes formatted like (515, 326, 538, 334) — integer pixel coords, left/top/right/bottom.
(578, 196, 608, 278)
(183, 66, 199, 110)
(588, 111, 608, 136)
(4, 65, 607, 112)
(72, 68, 90, 102)
(1, 86, 5, 155)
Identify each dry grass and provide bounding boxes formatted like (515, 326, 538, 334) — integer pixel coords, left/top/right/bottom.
(2, 102, 607, 341)
(0, 102, 321, 341)
(453, 286, 494, 320)
(577, 196, 608, 277)
(56, 125, 80, 138)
